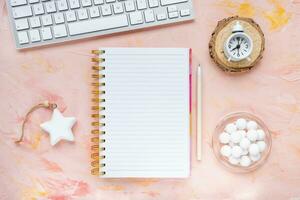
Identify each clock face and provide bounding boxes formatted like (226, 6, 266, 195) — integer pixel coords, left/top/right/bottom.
(224, 33, 253, 62)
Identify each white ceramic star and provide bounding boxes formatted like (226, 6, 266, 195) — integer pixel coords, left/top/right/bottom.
(40, 108, 76, 146)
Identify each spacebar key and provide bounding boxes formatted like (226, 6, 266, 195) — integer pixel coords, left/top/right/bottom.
(161, 0, 188, 6)
(68, 15, 129, 36)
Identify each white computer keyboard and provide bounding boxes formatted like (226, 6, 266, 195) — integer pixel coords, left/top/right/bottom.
(7, 0, 194, 49)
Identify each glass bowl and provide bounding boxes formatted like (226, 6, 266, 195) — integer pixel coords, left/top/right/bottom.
(212, 112, 272, 173)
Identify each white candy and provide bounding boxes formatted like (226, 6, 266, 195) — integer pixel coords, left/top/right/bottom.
(249, 143, 260, 156)
(220, 145, 232, 157)
(238, 130, 247, 138)
(236, 118, 247, 130)
(231, 146, 242, 158)
(247, 130, 258, 142)
(219, 132, 230, 144)
(239, 137, 251, 149)
(241, 149, 249, 155)
(240, 155, 252, 167)
(225, 123, 237, 134)
(247, 120, 258, 130)
(250, 154, 261, 162)
(230, 131, 242, 143)
(257, 129, 265, 140)
(229, 156, 240, 165)
(229, 141, 235, 147)
(257, 141, 266, 152)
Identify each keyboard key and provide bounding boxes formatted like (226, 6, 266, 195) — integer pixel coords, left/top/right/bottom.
(41, 27, 52, 40)
(29, 29, 41, 42)
(144, 10, 154, 23)
(12, 5, 32, 19)
(101, 4, 112, 16)
(129, 12, 143, 25)
(68, 0, 80, 9)
(10, 0, 27, 7)
(157, 13, 167, 21)
(29, 0, 39, 3)
(94, 0, 104, 5)
(77, 9, 88, 20)
(42, 14, 52, 25)
(168, 11, 178, 18)
(113, 2, 123, 14)
(106, 0, 115, 2)
(125, 0, 135, 12)
(89, 7, 100, 18)
(137, 0, 147, 10)
(66, 10, 77, 21)
(180, 9, 190, 16)
(57, 0, 68, 11)
(33, 3, 44, 15)
(45, 1, 56, 13)
(53, 24, 67, 38)
(160, 0, 187, 6)
(29, 16, 41, 28)
(68, 14, 128, 35)
(15, 18, 29, 30)
(17, 31, 29, 44)
(82, 0, 92, 7)
(148, 0, 158, 8)
(54, 13, 65, 24)
(167, 5, 177, 12)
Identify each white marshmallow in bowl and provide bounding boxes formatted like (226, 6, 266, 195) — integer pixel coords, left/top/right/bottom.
(220, 145, 232, 157)
(241, 149, 249, 156)
(239, 137, 251, 150)
(230, 131, 242, 144)
(229, 156, 240, 165)
(240, 156, 251, 167)
(249, 143, 260, 156)
(225, 123, 237, 134)
(247, 130, 258, 142)
(257, 141, 266, 152)
(231, 146, 242, 158)
(247, 120, 258, 130)
(250, 154, 261, 162)
(238, 130, 247, 138)
(257, 129, 265, 140)
(219, 132, 230, 144)
(236, 118, 247, 130)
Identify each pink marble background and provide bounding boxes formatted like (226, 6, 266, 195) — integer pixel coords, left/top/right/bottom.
(1, 0, 300, 199)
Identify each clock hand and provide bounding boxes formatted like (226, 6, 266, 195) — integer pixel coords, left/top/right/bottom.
(237, 37, 240, 45)
(231, 46, 238, 52)
(237, 39, 242, 50)
(231, 42, 241, 52)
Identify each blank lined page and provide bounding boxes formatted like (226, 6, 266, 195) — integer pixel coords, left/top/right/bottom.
(99, 48, 190, 178)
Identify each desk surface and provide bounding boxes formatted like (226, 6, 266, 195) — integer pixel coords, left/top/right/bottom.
(1, 0, 300, 199)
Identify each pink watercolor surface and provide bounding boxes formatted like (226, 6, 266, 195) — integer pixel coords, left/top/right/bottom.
(1, 0, 300, 199)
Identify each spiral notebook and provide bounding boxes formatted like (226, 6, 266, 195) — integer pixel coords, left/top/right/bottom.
(91, 48, 191, 178)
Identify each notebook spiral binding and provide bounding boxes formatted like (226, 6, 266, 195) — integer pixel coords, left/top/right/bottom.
(91, 49, 106, 176)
